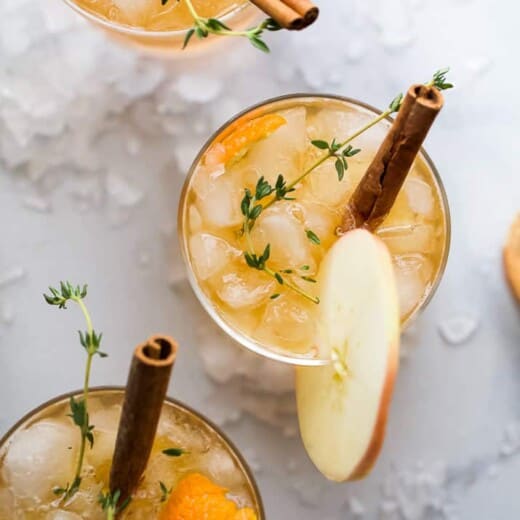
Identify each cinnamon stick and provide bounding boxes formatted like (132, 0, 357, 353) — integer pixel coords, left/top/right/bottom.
(249, 0, 319, 30)
(110, 335, 177, 502)
(341, 84, 444, 232)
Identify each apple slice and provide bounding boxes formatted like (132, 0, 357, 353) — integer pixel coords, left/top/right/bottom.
(296, 229, 400, 481)
(504, 214, 520, 302)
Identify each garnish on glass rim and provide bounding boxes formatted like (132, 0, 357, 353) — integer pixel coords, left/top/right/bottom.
(238, 69, 454, 304)
(44, 282, 106, 501)
(162, 0, 318, 52)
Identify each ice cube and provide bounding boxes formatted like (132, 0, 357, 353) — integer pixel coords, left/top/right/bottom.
(156, 417, 212, 460)
(378, 224, 436, 255)
(86, 405, 121, 481)
(175, 74, 222, 104)
(199, 446, 243, 489)
(404, 177, 434, 217)
(189, 233, 240, 281)
(106, 171, 143, 208)
(116, 62, 165, 101)
(193, 166, 244, 228)
(188, 204, 203, 234)
(245, 108, 306, 185)
(500, 421, 520, 457)
(197, 323, 294, 394)
(393, 254, 432, 317)
(215, 269, 275, 310)
(307, 108, 352, 143)
(302, 155, 365, 207)
(438, 314, 479, 346)
(260, 294, 316, 351)
(65, 474, 104, 518)
(302, 203, 340, 249)
(0, 266, 26, 289)
(348, 496, 366, 517)
(307, 106, 388, 153)
(22, 194, 52, 213)
(0, 302, 15, 325)
(0, 488, 14, 518)
(251, 204, 314, 270)
(2, 420, 78, 501)
(111, 0, 149, 25)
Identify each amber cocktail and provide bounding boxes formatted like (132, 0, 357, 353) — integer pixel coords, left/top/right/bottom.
(179, 95, 450, 365)
(63, 0, 257, 52)
(0, 388, 264, 519)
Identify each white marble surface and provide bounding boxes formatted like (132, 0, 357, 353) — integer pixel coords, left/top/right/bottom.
(1, 0, 520, 518)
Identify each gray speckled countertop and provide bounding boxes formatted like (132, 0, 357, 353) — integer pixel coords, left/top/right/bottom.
(1, 0, 519, 518)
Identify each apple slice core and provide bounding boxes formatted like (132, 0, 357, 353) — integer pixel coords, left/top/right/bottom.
(296, 229, 400, 481)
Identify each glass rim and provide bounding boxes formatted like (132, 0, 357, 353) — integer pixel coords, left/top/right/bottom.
(178, 93, 451, 367)
(0, 386, 265, 519)
(61, 0, 252, 39)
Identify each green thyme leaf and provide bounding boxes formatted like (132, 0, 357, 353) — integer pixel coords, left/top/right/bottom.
(430, 67, 453, 90)
(159, 481, 172, 502)
(183, 28, 196, 49)
(249, 35, 270, 53)
(162, 448, 188, 457)
(335, 158, 345, 181)
(305, 229, 321, 245)
(389, 93, 404, 113)
(311, 140, 329, 150)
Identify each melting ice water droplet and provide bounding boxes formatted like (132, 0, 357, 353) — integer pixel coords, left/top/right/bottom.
(438, 314, 479, 346)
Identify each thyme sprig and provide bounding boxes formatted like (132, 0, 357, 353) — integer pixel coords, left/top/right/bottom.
(310, 140, 361, 181)
(159, 481, 172, 502)
(44, 282, 106, 501)
(428, 67, 454, 90)
(156, 448, 187, 503)
(241, 177, 320, 304)
(238, 69, 453, 304)
(99, 490, 131, 520)
(163, 0, 281, 52)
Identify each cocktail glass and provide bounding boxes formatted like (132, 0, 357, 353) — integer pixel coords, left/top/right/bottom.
(0, 387, 264, 519)
(178, 94, 451, 366)
(62, 0, 259, 54)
